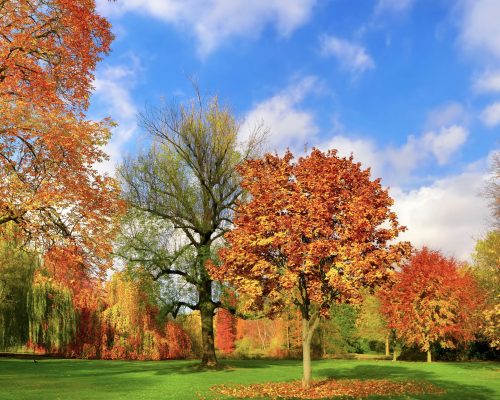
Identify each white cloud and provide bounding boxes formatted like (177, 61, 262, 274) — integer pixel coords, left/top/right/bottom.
(480, 101, 500, 127)
(241, 76, 319, 152)
(473, 70, 500, 93)
(93, 67, 137, 121)
(383, 125, 468, 179)
(422, 125, 469, 165)
(321, 133, 488, 262)
(92, 58, 140, 176)
(375, 0, 415, 15)
(316, 125, 468, 187)
(385, 134, 423, 178)
(97, 0, 316, 56)
(319, 35, 375, 75)
(460, 0, 500, 60)
(392, 171, 490, 261)
(246, 86, 469, 184)
(425, 102, 467, 129)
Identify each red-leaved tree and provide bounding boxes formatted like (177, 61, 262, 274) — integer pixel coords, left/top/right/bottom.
(380, 247, 484, 362)
(215, 308, 237, 355)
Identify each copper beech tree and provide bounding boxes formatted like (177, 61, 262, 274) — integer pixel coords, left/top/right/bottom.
(210, 149, 410, 388)
(380, 247, 484, 362)
(0, 0, 122, 271)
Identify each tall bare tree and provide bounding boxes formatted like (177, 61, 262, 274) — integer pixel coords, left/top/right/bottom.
(117, 92, 264, 366)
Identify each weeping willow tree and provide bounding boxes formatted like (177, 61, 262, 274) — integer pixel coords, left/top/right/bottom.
(28, 274, 76, 352)
(0, 225, 37, 350)
(0, 223, 77, 352)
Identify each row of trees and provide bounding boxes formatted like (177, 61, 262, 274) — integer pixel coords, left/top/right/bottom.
(0, 236, 192, 360)
(1, 0, 498, 391)
(1, 234, 494, 364)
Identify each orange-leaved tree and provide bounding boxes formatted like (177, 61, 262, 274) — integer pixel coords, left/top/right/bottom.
(380, 247, 484, 362)
(0, 105, 123, 271)
(210, 149, 410, 388)
(0, 0, 123, 271)
(0, 0, 112, 110)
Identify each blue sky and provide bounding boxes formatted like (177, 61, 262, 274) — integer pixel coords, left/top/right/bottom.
(90, 0, 499, 260)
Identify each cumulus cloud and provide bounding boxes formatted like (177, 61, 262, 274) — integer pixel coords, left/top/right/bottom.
(480, 101, 500, 127)
(240, 76, 319, 152)
(96, 0, 316, 56)
(310, 126, 468, 187)
(391, 171, 490, 261)
(93, 66, 137, 121)
(422, 126, 469, 165)
(92, 58, 141, 176)
(383, 125, 469, 179)
(319, 131, 486, 261)
(459, 0, 500, 60)
(319, 35, 375, 75)
(473, 70, 500, 93)
(386, 102, 469, 173)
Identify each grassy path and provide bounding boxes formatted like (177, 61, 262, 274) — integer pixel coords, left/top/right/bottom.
(0, 358, 498, 399)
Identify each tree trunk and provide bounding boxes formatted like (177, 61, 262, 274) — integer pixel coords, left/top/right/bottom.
(427, 349, 432, 363)
(197, 243, 218, 368)
(392, 347, 397, 361)
(302, 315, 320, 389)
(286, 320, 290, 351)
(200, 304, 217, 367)
(385, 334, 390, 357)
(302, 318, 312, 389)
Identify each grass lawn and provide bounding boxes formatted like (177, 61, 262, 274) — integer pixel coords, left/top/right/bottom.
(0, 358, 498, 399)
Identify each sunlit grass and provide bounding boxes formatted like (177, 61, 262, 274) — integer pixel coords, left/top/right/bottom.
(0, 358, 498, 399)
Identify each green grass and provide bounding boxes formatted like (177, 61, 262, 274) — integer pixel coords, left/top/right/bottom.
(0, 358, 498, 399)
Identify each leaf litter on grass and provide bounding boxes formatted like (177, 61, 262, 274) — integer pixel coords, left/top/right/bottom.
(207, 378, 445, 399)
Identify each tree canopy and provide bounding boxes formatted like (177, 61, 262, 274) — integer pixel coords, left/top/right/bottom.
(380, 247, 484, 362)
(0, 0, 123, 272)
(211, 148, 410, 387)
(117, 92, 264, 366)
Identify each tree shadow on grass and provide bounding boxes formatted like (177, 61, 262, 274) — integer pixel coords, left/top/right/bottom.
(152, 359, 304, 375)
(2, 358, 299, 380)
(224, 359, 302, 369)
(1, 358, 206, 378)
(317, 364, 496, 400)
(447, 361, 499, 371)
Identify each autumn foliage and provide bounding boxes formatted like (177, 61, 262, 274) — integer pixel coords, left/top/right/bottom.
(215, 308, 237, 354)
(210, 379, 444, 399)
(0, 0, 112, 109)
(20, 252, 193, 360)
(212, 149, 409, 315)
(0, 0, 123, 273)
(211, 148, 410, 386)
(380, 247, 484, 361)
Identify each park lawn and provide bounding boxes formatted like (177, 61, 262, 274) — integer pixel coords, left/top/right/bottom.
(0, 358, 498, 400)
